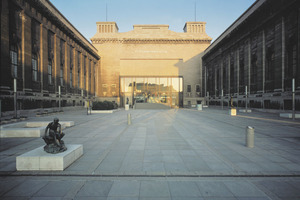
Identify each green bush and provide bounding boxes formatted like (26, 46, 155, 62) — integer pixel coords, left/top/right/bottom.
(92, 101, 117, 110)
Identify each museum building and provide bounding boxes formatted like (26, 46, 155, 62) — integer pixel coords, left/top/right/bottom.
(0, 0, 100, 112)
(202, 0, 300, 110)
(91, 22, 212, 108)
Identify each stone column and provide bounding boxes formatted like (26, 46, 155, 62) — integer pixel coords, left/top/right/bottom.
(237, 49, 240, 95)
(21, 11, 31, 91)
(0, 0, 10, 88)
(40, 23, 47, 93)
(281, 17, 285, 91)
(248, 40, 251, 94)
(298, 7, 300, 87)
(228, 54, 230, 96)
(204, 65, 207, 99)
(220, 60, 223, 95)
(262, 30, 265, 94)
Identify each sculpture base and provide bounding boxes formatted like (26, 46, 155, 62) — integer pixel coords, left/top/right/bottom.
(43, 140, 67, 154)
(16, 144, 83, 171)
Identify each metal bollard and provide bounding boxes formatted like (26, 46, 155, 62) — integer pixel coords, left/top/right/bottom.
(127, 113, 131, 125)
(246, 126, 254, 148)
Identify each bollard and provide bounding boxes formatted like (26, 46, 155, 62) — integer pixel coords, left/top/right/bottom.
(127, 113, 131, 125)
(246, 126, 254, 148)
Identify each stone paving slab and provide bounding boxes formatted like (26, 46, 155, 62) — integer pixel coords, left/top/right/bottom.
(0, 107, 300, 199)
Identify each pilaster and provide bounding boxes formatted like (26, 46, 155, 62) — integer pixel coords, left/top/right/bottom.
(281, 17, 285, 91)
(262, 30, 265, 93)
(21, 11, 31, 91)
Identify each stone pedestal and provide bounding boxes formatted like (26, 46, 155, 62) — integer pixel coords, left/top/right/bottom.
(229, 108, 236, 116)
(125, 104, 129, 110)
(16, 144, 83, 171)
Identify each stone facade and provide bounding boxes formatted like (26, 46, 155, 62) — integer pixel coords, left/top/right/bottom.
(91, 22, 211, 107)
(202, 0, 300, 110)
(0, 0, 99, 112)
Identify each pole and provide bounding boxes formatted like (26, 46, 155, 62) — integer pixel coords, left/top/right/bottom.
(221, 89, 223, 110)
(245, 86, 248, 111)
(14, 78, 17, 118)
(58, 85, 61, 111)
(292, 78, 295, 120)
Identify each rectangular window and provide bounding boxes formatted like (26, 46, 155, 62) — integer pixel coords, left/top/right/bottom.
(196, 85, 200, 93)
(187, 85, 191, 93)
(32, 56, 38, 81)
(10, 50, 18, 78)
(48, 62, 52, 85)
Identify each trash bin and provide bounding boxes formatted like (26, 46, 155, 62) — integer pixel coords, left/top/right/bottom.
(246, 126, 254, 148)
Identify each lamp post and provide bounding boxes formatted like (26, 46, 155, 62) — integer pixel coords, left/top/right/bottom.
(245, 86, 248, 111)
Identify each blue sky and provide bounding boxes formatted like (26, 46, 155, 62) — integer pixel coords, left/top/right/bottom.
(49, 0, 255, 42)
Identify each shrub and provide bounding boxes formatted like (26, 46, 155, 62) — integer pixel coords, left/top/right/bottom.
(92, 101, 116, 110)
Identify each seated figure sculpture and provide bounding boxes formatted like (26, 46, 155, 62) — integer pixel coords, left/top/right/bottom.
(42, 117, 67, 153)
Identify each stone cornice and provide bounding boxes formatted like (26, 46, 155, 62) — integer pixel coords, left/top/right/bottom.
(91, 38, 211, 44)
(26, 0, 100, 60)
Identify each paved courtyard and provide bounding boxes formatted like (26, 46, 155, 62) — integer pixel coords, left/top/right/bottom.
(1, 107, 300, 199)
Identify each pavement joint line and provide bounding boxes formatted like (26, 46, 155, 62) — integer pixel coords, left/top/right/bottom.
(166, 111, 243, 173)
(2, 173, 300, 178)
(184, 108, 300, 125)
(88, 124, 130, 174)
(235, 114, 300, 125)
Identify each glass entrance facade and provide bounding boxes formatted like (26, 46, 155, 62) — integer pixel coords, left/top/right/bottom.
(120, 76, 183, 108)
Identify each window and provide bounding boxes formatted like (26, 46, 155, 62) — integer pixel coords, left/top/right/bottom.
(32, 54, 38, 81)
(196, 85, 200, 93)
(10, 47, 18, 78)
(187, 85, 191, 93)
(48, 61, 52, 85)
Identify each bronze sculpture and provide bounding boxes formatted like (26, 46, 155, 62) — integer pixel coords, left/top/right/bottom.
(42, 117, 67, 153)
